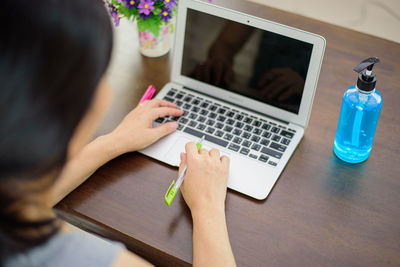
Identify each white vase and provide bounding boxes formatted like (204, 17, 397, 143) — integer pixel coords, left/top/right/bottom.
(138, 24, 172, 57)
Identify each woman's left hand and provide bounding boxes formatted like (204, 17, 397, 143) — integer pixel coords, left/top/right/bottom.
(108, 99, 183, 155)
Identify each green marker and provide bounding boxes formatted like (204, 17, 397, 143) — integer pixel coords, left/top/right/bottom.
(165, 135, 205, 206)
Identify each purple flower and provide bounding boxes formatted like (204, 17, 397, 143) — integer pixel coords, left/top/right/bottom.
(158, 7, 172, 23)
(139, 13, 151, 20)
(163, 0, 176, 9)
(108, 4, 120, 26)
(138, 0, 155, 15)
(124, 0, 138, 9)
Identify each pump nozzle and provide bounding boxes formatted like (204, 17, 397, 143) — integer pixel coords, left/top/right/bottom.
(353, 57, 380, 92)
(353, 57, 380, 74)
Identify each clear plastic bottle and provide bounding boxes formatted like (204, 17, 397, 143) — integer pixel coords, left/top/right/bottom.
(333, 57, 382, 163)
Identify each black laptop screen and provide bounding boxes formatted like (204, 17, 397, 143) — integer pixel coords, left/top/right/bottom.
(181, 8, 313, 114)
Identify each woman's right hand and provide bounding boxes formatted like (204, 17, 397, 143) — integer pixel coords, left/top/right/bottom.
(179, 143, 230, 214)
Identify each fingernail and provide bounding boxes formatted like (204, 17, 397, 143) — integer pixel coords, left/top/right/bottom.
(169, 122, 178, 129)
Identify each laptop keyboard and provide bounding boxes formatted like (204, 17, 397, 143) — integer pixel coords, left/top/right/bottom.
(155, 88, 297, 167)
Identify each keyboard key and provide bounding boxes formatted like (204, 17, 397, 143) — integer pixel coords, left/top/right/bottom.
(253, 128, 262, 135)
(288, 128, 296, 133)
(200, 109, 208, 116)
(192, 99, 200, 105)
(258, 155, 269, 163)
(184, 127, 228, 147)
(249, 154, 258, 159)
(260, 138, 270, 146)
(224, 126, 233, 133)
(262, 123, 271, 130)
(218, 108, 226, 114)
(282, 138, 291, 145)
(244, 125, 253, 132)
(244, 117, 253, 124)
(209, 112, 217, 119)
(271, 127, 280, 133)
(167, 91, 175, 96)
(242, 132, 251, 139)
(215, 122, 224, 129)
(272, 135, 281, 142)
(200, 102, 209, 108)
(261, 147, 282, 159)
(197, 116, 206, 123)
(235, 114, 244, 121)
(155, 118, 164, 123)
(217, 115, 226, 122)
(206, 119, 215, 126)
(171, 116, 179, 121)
(242, 140, 252, 148)
(209, 105, 218, 111)
(253, 120, 262, 127)
(233, 129, 242, 136)
(268, 161, 278, 167)
(280, 130, 294, 139)
(251, 136, 260, 142)
(163, 96, 174, 102)
(206, 127, 215, 134)
(182, 111, 189, 117)
(223, 133, 233, 141)
(179, 117, 189, 124)
(251, 144, 261, 151)
(189, 113, 197, 120)
(240, 148, 250, 156)
(196, 123, 206, 130)
(226, 111, 235, 118)
(228, 143, 240, 152)
(262, 131, 272, 138)
(183, 103, 192, 110)
(226, 119, 235, 125)
(189, 121, 197, 127)
(175, 100, 183, 107)
(183, 96, 192, 102)
(177, 124, 184, 130)
(175, 93, 184, 99)
(235, 122, 244, 129)
(215, 130, 224, 137)
(191, 106, 200, 113)
(270, 142, 287, 152)
(233, 137, 242, 144)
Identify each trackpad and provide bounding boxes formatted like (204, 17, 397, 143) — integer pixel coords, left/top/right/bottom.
(164, 137, 231, 167)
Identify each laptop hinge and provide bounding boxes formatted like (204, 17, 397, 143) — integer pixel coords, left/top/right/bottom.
(182, 86, 290, 125)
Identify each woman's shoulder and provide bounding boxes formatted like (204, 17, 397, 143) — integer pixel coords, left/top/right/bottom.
(3, 229, 125, 267)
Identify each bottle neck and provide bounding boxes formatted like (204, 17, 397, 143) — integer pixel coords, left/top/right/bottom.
(356, 86, 374, 95)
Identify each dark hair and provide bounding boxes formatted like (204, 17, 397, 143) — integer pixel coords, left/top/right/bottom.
(0, 0, 113, 258)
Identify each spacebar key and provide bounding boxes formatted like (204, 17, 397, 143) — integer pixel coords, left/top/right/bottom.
(184, 127, 228, 148)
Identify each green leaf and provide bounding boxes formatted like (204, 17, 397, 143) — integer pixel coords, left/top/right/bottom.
(137, 16, 162, 36)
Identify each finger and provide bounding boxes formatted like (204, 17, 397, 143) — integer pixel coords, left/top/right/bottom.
(147, 99, 177, 108)
(199, 148, 208, 155)
(150, 107, 183, 120)
(267, 80, 289, 99)
(209, 148, 220, 158)
(178, 152, 187, 175)
(224, 67, 234, 85)
(185, 142, 199, 159)
(149, 122, 178, 142)
(220, 155, 230, 170)
(277, 87, 296, 101)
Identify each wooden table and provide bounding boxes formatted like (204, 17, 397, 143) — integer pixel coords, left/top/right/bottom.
(55, 1, 400, 266)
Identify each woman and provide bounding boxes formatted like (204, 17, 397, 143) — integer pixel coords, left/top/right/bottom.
(0, 0, 236, 266)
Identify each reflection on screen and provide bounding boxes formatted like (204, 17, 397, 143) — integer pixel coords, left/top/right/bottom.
(181, 8, 313, 114)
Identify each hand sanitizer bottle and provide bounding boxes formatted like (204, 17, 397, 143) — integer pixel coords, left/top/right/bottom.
(333, 57, 382, 163)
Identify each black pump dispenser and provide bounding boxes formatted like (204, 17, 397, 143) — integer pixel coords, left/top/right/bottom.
(353, 57, 380, 92)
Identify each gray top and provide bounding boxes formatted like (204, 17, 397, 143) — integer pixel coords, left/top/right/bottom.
(3, 230, 125, 267)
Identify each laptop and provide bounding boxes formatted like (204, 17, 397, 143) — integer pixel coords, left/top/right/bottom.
(140, 0, 325, 200)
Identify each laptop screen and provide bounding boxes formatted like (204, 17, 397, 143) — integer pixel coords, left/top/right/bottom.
(181, 8, 313, 114)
